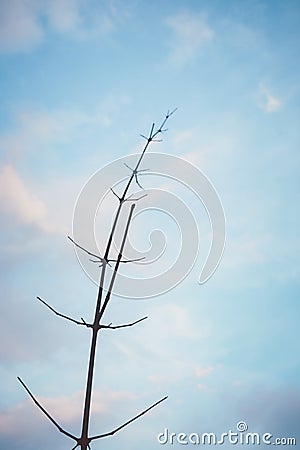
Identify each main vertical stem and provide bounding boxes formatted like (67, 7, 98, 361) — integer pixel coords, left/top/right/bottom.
(77, 112, 175, 448)
(79, 205, 136, 448)
(80, 327, 99, 446)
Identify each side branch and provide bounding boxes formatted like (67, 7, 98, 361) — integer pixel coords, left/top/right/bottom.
(90, 396, 168, 441)
(17, 377, 77, 442)
(68, 236, 144, 266)
(36, 296, 92, 328)
(68, 236, 111, 267)
(100, 316, 148, 329)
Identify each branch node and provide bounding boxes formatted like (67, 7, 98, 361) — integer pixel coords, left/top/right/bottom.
(110, 187, 122, 203)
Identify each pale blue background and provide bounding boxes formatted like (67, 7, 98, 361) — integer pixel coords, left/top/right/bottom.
(0, 1, 299, 449)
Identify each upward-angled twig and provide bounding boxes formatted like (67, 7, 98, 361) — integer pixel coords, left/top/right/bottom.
(90, 396, 168, 441)
(68, 236, 111, 266)
(36, 296, 92, 328)
(100, 316, 148, 329)
(17, 377, 77, 442)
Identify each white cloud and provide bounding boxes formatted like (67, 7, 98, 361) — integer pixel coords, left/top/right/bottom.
(0, 102, 129, 237)
(0, 163, 74, 235)
(0, 164, 51, 231)
(0, 388, 136, 438)
(45, 0, 116, 39)
(45, 0, 82, 33)
(112, 302, 212, 387)
(165, 12, 214, 66)
(258, 83, 282, 113)
(0, 0, 124, 53)
(0, 106, 111, 163)
(195, 365, 214, 378)
(0, 0, 43, 52)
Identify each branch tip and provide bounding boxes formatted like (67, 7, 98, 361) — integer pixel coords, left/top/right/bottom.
(90, 395, 168, 441)
(101, 315, 148, 329)
(17, 377, 77, 441)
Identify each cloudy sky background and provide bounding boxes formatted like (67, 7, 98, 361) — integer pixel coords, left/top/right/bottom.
(0, 0, 300, 449)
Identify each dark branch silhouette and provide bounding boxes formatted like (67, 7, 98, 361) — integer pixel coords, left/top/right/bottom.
(17, 377, 77, 442)
(100, 316, 148, 329)
(67, 236, 111, 267)
(68, 235, 145, 266)
(37, 295, 147, 331)
(18, 110, 177, 450)
(36, 296, 92, 327)
(90, 396, 168, 440)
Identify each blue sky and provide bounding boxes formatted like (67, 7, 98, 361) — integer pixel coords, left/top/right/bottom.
(0, 0, 300, 449)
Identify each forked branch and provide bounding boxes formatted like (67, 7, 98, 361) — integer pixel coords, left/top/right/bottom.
(67, 236, 111, 267)
(68, 235, 145, 266)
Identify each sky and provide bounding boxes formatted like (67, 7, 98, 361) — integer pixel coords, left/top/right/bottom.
(0, 0, 300, 449)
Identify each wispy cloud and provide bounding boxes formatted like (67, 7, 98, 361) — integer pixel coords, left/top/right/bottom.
(0, 388, 137, 439)
(258, 83, 282, 113)
(0, 0, 124, 53)
(165, 12, 214, 66)
(0, 0, 43, 53)
(0, 164, 52, 232)
(195, 365, 214, 378)
(0, 106, 111, 164)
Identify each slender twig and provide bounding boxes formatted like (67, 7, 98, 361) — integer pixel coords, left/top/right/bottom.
(36, 296, 92, 328)
(125, 192, 148, 202)
(69, 235, 145, 267)
(68, 236, 100, 259)
(100, 316, 148, 329)
(111, 186, 148, 203)
(90, 396, 168, 441)
(89, 256, 145, 264)
(110, 187, 122, 202)
(124, 164, 150, 190)
(17, 377, 77, 442)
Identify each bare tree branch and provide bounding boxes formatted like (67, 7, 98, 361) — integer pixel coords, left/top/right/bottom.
(125, 192, 148, 202)
(68, 236, 112, 267)
(90, 257, 145, 265)
(100, 316, 148, 329)
(110, 187, 122, 202)
(68, 236, 104, 260)
(20, 111, 177, 449)
(36, 296, 92, 328)
(17, 377, 77, 442)
(79, 112, 177, 441)
(69, 235, 144, 267)
(90, 396, 168, 441)
(123, 164, 150, 190)
(99, 204, 136, 320)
